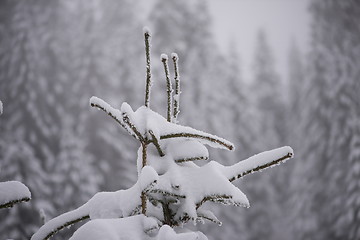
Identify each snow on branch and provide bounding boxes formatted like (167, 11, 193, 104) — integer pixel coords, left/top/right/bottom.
(160, 132, 234, 151)
(120, 104, 235, 151)
(31, 167, 159, 240)
(0, 100, 3, 115)
(0, 181, 31, 209)
(223, 146, 294, 182)
(89, 97, 135, 138)
(171, 53, 180, 123)
(69, 215, 207, 240)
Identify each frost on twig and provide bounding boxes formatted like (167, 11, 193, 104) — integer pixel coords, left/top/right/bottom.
(160, 132, 234, 151)
(144, 27, 152, 108)
(161, 54, 173, 122)
(171, 53, 180, 122)
(175, 156, 208, 163)
(0, 181, 31, 209)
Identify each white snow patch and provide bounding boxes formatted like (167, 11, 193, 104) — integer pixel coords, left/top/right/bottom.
(143, 26, 152, 37)
(171, 52, 178, 60)
(31, 167, 158, 240)
(222, 146, 294, 180)
(0, 181, 31, 206)
(160, 53, 168, 61)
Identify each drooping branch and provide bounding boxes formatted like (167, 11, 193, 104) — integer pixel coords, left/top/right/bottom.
(0, 197, 30, 209)
(144, 27, 152, 108)
(196, 194, 233, 209)
(89, 97, 135, 138)
(161, 54, 173, 122)
(171, 53, 180, 122)
(224, 146, 294, 182)
(0, 181, 31, 209)
(36, 215, 90, 240)
(149, 130, 165, 157)
(160, 132, 234, 151)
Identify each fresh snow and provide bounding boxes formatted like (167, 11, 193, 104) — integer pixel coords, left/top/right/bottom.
(171, 53, 178, 60)
(222, 146, 294, 181)
(143, 26, 152, 37)
(0, 181, 31, 207)
(161, 53, 168, 61)
(33, 92, 294, 239)
(70, 215, 207, 240)
(31, 166, 158, 240)
(91, 97, 234, 150)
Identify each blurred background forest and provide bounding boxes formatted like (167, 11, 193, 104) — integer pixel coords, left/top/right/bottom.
(0, 0, 359, 239)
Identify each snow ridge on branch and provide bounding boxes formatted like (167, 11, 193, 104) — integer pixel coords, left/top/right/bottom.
(0, 181, 31, 209)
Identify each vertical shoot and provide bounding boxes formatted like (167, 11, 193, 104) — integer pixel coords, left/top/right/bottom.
(161, 54, 173, 122)
(144, 27, 152, 108)
(172, 53, 180, 122)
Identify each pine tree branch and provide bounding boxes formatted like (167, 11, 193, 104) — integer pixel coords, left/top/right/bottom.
(0, 197, 30, 209)
(226, 146, 294, 182)
(144, 27, 152, 108)
(175, 156, 208, 163)
(160, 132, 234, 151)
(171, 53, 180, 122)
(161, 54, 173, 122)
(149, 130, 165, 157)
(150, 189, 186, 199)
(196, 194, 233, 209)
(41, 215, 90, 240)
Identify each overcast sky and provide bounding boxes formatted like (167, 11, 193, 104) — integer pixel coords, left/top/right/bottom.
(207, 0, 311, 80)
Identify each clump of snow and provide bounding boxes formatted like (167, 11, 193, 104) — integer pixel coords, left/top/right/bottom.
(69, 215, 207, 240)
(171, 53, 178, 60)
(69, 215, 159, 240)
(222, 146, 294, 181)
(31, 167, 159, 240)
(0, 181, 31, 207)
(161, 54, 168, 61)
(143, 26, 152, 37)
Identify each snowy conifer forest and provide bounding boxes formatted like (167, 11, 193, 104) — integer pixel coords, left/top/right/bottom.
(0, 0, 359, 239)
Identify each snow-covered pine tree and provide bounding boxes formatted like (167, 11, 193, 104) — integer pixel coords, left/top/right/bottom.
(0, 100, 31, 209)
(31, 28, 294, 240)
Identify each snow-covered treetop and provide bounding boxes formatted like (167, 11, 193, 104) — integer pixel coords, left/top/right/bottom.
(32, 26, 294, 240)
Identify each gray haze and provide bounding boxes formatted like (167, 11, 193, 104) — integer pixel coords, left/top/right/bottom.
(0, 0, 359, 239)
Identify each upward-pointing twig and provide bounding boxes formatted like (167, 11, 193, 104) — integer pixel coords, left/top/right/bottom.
(161, 54, 173, 122)
(144, 27, 152, 108)
(172, 53, 180, 122)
